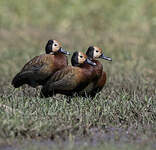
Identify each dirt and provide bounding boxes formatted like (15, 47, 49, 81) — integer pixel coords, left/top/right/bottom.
(0, 127, 155, 150)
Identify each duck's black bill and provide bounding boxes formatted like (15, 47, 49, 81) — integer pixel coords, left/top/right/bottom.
(100, 53, 112, 61)
(86, 58, 96, 66)
(59, 48, 70, 55)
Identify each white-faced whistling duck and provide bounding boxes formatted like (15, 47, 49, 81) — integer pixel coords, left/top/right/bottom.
(79, 46, 112, 98)
(40, 51, 96, 98)
(12, 40, 70, 88)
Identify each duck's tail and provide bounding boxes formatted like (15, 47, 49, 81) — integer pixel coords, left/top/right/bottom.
(11, 72, 26, 88)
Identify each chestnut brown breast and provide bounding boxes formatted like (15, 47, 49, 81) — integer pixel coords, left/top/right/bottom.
(79, 59, 106, 98)
(89, 71, 106, 97)
(40, 63, 96, 97)
(12, 53, 68, 88)
(96, 71, 106, 90)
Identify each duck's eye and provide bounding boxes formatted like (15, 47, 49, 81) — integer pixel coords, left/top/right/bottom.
(54, 44, 58, 46)
(80, 55, 83, 58)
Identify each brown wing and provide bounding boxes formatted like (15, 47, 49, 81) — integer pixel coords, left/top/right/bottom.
(21, 54, 51, 72)
(40, 65, 96, 97)
(21, 54, 58, 79)
(40, 66, 77, 97)
(46, 66, 80, 91)
(12, 54, 55, 88)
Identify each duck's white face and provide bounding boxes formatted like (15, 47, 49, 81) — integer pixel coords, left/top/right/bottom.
(77, 52, 96, 66)
(86, 46, 112, 61)
(93, 46, 102, 59)
(52, 40, 62, 52)
(78, 52, 87, 64)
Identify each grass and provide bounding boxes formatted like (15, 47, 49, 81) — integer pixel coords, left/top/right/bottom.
(0, 0, 156, 149)
(1, 140, 155, 150)
(0, 79, 155, 149)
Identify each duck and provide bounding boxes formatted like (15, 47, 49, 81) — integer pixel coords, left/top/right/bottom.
(12, 40, 70, 88)
(40, 51, 96, 98)
(79, 46, 112, 98)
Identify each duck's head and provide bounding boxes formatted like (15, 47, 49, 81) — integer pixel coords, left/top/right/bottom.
(86, 46, 112, 61)
(71, 51, 96, 66)
(45, 40, 70, 55)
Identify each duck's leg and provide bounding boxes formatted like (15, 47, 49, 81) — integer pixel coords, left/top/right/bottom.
(40, 87, 55, 98)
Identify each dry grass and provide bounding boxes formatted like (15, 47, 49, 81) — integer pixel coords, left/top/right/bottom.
(0, 0, 156, 149)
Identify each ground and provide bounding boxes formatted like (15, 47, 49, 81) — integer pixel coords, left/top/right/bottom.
(0, 0, 156, 150)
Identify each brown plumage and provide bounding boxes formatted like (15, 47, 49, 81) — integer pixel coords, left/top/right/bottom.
(12, 40, 70, 88)
(79, 46, 112, 98)
(40, 51, 96, 98)
(96, 71, 106, 91)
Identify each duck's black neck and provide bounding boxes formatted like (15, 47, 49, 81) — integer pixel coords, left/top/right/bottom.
(71, 52, 79, 66)
(86, 46, 94, 58)
(72, 62, 79, 67)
